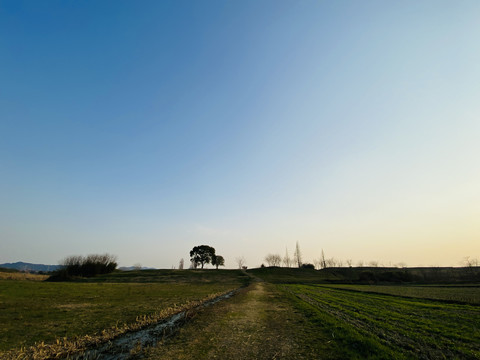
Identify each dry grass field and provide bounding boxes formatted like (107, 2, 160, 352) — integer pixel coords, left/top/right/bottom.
(0, 271, 48, 281)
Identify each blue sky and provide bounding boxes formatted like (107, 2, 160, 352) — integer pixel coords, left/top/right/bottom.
(1, 1, 479, 268)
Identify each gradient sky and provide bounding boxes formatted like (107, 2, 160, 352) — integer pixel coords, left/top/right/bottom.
(1, 1, 479, 268)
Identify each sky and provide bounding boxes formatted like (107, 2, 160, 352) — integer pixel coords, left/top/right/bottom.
(1, 0, 479, 269)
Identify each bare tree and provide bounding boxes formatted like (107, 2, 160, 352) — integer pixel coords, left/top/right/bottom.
(313, 258, 323, 270)
(462, 256, 479, 267)
(368, 260, 379, 267)
(265, 254, 282, 267)
(357, 260, 364, 267)
(265, 254, 273, 266)
(179, 258, 184, 270)
(321, 249, 326, 269)
(283, 247, 292, 267)
(293, 241, 302, 268)
(61, 255, 83, 268)
(346, 259, 353, 267)
(273, 254, 281, 266)
(325, 258, 337, 268)
(236, 256, 246, 269)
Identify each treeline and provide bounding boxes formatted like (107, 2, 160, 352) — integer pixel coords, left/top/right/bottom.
(263, 243, 406, 270)
(264, 243, 480, 273)
(324, 266, 480, 284)
(51, 254, 117, 280)
(264, 242, 327, 269)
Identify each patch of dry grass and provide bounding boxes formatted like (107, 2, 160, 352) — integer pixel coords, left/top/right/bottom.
(0, 272, 48, 281)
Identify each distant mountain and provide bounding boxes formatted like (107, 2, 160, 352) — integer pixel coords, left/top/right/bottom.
(0, 262, 61, 272)
(118, 266, 156, 271)
(0, 262, 156, 273)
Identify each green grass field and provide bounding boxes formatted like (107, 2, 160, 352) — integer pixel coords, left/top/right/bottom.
(2, 267, 479, 359)
(283, 284, 480, 359)
(0, 269, 246, 352)
(324, 284, 480, 305)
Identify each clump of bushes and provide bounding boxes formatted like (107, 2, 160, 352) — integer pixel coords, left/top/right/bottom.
(51, 254, 117, 280)
(300, 263, 315, 269)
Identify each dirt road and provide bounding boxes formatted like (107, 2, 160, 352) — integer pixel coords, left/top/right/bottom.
(145, 281, 333, 359)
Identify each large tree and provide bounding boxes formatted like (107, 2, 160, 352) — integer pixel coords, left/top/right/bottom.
(212, 255, 225, 269)
(190, 245, 216, 269)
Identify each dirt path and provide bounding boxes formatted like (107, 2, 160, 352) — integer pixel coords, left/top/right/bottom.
(144, 282, 333, 359)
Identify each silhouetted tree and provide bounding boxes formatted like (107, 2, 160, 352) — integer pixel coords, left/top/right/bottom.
(326, 258, 339, 268)
(57, 254, 117, 278)
(265, 254, 282, 267)
(463, 256, 479, 267)
(301, 263, 315, 269)
(212, 255, 225, 269)
(321, 249, 326, 269)
(236, 256, 246, 269)
(283, 247, 292, 267)
(190, 245, 216, 269)
(293, 241, 302, 268)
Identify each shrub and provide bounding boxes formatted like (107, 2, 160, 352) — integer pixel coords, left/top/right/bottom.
(52, 254, 117, 280)
(300, 263, 315, 269)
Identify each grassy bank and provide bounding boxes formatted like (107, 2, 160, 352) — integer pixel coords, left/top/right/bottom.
(70, 268, 250, 284)
(248, 266, 480, 284)
(248, 266, 340, 283)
